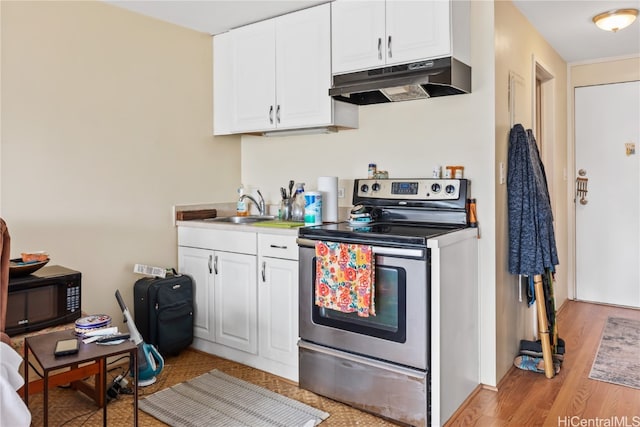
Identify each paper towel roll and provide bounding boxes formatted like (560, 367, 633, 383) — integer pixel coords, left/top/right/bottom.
(318, 176, 338, 223)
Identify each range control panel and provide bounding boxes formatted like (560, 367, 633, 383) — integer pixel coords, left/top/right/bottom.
(355, 178, 464, 201)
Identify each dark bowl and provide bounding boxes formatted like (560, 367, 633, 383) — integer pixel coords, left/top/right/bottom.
(9, 258, 50, 277)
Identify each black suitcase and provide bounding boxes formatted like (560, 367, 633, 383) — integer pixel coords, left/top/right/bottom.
(133, 272, 194, 356)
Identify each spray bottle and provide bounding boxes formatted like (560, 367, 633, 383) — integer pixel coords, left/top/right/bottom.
(292, 183, 305, 222)
(236, 185, 248, 216)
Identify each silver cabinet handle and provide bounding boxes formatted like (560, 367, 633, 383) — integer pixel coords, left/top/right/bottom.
(269, 105, 274, 124)
(208, 254, 213, 274)
(214, 255, 218, 275)
(377, 37, 382, 60)
(276, 105, 281, 124)
(388, 35, 392, 58)
(270, 244, 287, 249)
(261, 261, 266, 283)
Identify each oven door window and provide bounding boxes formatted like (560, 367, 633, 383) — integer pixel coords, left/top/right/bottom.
(312, 260, 406, 343)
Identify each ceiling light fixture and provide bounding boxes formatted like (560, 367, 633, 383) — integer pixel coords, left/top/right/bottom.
(592, 8, 638, 32)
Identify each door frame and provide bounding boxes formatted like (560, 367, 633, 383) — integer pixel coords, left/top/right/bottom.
(533, 56, 556, 212)
(528, 56, 556, 335)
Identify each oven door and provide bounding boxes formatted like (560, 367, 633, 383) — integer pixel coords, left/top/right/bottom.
(298, 238, 429, 369)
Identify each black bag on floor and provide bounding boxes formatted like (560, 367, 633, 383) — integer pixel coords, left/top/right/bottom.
(133, 271, 194, 356)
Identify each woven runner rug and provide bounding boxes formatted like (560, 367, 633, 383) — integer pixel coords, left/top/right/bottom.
(139, 369, 330, 426)
(589, 317, 640, 389)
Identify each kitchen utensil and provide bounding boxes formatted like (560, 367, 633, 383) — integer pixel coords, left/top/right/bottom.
(288, 180, 294, 198)
(279, 198, 293, 220)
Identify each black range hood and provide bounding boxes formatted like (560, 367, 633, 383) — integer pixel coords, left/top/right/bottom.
(329, 57, 471, 105)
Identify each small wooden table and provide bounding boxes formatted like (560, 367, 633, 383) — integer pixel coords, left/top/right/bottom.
(23, 329, 138, 426)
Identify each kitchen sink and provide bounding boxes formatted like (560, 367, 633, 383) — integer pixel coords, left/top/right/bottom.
(205, 215, 276, 224)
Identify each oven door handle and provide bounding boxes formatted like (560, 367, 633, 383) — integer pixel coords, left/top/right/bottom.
(296, 238, 424, 258)
(298, 340, 426, 379)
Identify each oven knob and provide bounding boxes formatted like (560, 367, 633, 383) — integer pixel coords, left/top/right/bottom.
(445, 184, 456, 194)
(431, 183, 441, 193)
(372, 183, 381, 192)
(360, 184, 369, 193)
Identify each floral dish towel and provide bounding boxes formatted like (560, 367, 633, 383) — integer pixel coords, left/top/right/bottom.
(315, 241, 375, 317)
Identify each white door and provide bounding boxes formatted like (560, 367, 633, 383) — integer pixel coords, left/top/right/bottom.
(575, 81, 640, 307)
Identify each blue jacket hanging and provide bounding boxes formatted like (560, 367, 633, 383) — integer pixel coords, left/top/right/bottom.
(507, 124, 559, 276)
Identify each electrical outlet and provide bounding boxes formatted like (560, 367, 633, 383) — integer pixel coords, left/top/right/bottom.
(338, 187, 345, 198)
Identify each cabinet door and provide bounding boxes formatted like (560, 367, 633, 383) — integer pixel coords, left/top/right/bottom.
(214, 251, 258, 354)
(178, 246, 215, 341)
(213, 32, 232, 135)
(258, 256, 299, 366)
(231, 19, 276, 132)
(276, 3, 332, 129)
(331, 0, 385, 74)
(385, 1, 451, 66)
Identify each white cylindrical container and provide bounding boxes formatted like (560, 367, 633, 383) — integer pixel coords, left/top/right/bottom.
(317, 176, 338, 223)
(304, 191, 323, 225)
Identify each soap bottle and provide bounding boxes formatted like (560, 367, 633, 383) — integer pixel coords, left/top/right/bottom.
(236, 185, 248, 216)
(292, 183, 305, 222)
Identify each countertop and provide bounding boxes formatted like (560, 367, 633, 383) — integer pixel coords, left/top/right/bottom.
(175, 219, 302, 236)
(175, 202, 350, 236)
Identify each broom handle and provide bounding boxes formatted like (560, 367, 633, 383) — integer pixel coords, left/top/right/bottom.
(534, 274, 554, 378)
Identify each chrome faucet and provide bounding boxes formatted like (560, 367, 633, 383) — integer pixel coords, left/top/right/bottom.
(239, 189, 266, 216)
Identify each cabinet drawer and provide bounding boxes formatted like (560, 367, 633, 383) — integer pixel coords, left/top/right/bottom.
(258, 234, 298, 260)
(178, 227, 257, 254)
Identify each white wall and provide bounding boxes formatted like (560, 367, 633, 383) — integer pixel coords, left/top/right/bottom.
(241, 0, 499, 386)
(0, 1, 241, 319)
(494, 1, 568, 382)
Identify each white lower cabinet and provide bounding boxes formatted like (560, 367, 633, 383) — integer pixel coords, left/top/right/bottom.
(177, 245, 215, 341)
(214, 250, 257, 354)
(177, 226, 298, 381)
(177, 230, 257, 354)
(258, 234, 299, 374)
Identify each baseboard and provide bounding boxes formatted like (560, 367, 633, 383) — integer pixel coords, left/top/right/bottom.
(443, 383, 484, 425)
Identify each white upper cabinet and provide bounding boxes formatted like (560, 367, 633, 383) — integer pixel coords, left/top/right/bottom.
(331, 1, 386, 74)
(213, 32, 233, 135)
(275, 4, 332, 130)
(230, 18, 277, 133)
(332, 0, 463, 75)
(213, 3, 356, 135)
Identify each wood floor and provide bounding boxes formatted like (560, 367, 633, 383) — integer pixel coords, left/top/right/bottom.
(446, 300, 640, 426)
(26, 300, 639, 426)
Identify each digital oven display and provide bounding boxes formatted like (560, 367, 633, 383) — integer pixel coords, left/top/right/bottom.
(391, 182, 419, 195)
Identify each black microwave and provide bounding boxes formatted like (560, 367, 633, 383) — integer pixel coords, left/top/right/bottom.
(6, 265, 82, 336)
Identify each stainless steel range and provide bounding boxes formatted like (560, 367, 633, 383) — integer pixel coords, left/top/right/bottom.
(297, 178, 479, 427)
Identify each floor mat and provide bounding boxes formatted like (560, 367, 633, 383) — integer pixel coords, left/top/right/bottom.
(139, 369, 330, 426)
(589, 317, 640, 389)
